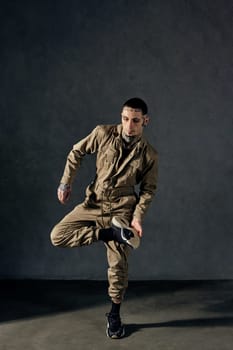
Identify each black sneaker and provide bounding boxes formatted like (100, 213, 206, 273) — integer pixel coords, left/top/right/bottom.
(106, 313, 125, 339)
(111, 217, 140, 249)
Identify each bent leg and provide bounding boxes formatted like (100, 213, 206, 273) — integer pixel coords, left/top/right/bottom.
(51, 203, 133, 303)
(50, 204, 101, 247)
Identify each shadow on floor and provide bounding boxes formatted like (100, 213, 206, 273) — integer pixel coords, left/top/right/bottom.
(1, 280, 233, 324)
(0, 280, 109, 323)
(125, 316, 233, 337)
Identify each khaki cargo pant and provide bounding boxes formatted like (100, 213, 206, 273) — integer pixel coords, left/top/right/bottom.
(50, 194, 137, 303)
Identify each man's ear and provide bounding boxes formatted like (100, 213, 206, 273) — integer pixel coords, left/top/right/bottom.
(143, 115, 150, 126)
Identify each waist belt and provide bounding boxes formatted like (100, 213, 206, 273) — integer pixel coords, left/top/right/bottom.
(98, 186, 135, 199)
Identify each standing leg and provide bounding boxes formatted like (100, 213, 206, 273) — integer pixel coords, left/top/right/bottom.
(106, 241, 130, 304)
(104, 214, 132, 339)
(105, 240, 130, 339)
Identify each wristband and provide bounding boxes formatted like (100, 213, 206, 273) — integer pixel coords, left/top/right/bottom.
(59, 183, 71, 191)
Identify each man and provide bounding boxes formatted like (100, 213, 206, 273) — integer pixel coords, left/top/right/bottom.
(50, 97, 158, 339)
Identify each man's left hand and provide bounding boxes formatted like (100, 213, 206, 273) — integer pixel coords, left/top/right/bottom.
(131, 217, 143, 238)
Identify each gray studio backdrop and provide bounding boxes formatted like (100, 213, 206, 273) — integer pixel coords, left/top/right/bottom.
(1, 0, 232, 279)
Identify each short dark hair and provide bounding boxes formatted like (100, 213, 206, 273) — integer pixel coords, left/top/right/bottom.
(123, 97, 148, 115)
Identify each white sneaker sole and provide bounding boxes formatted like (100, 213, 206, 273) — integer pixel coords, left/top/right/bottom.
(106, 322, 125, 339)
(112, 217, 140, 249)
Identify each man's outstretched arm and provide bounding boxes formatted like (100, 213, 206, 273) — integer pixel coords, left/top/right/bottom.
(57, 126, 100, 204)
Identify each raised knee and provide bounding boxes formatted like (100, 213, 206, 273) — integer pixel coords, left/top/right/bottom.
(50, 226, 62, 247)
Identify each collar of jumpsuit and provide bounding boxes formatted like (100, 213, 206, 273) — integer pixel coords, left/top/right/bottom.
(121, 131, 142, 149)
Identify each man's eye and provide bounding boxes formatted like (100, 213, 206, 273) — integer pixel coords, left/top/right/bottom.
(133, 119, 140, 123)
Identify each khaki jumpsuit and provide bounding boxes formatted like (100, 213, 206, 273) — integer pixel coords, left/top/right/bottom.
(50, 124, 158, 303)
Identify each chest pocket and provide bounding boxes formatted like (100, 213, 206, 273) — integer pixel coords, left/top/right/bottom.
(127, 158, 144, 183)
(130, 157, 142, 171)
(96, 147, 118, 171)
(105, 147, 118, 165)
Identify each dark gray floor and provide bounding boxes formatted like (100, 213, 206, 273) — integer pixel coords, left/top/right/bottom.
(0, 280, 233, 350)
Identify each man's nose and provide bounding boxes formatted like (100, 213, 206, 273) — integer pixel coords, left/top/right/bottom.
(128, 120, 134, 129)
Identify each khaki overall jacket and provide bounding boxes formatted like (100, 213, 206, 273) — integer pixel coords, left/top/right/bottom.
(60, 124, 158, 222)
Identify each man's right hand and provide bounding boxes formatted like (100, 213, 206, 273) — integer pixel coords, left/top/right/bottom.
(57, 184, 72, 204)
